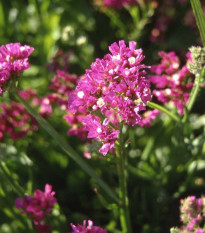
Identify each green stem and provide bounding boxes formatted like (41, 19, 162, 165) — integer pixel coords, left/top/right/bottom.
(187, 67, 205, 112)
(147, 101, 180, 123)
(183, 67, 205, 122)
(0, 161, 24, 196)
(190, 0, 205, 47)
(116, 124, 132, 233)
(14, 92, 119, 203)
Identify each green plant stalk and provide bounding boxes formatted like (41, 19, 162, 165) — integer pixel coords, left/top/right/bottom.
(147, 101, 180, 122)
(116, 124, 132, 233)
(0, 161, 24, 196)
(187, 67, 205, 112)
(14, 92, 119, 203)
(190, 0, 205, 47)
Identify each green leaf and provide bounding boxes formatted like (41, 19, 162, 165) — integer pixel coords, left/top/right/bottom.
(190, 0, 205, 46)
(14, 93, 119, 203)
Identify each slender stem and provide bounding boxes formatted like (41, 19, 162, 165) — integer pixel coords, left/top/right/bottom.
(187, 68, 205, 112)
(116, 124, 132, 233)
(147, 101, 180, 123)
(14, 92, 119, 203)
(190, 0, 205, 47)
(0, 161, 24, 196)
(182, 67, 205, 122)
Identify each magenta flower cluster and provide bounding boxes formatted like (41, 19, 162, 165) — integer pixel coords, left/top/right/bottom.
(0, 101, 38, 141)
(0, 43, 34, 94)
(68, 40, 152, 155)
(171, 196, 205, 233)
(139, 109, 160, 127)
(150, 51, 193, 114)
(15, 184, 57, 233)
(70, 220, 107, 233)
(103, 0, 136, 8)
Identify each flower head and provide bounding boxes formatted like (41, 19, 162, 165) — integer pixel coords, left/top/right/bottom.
(150, 51, 194, 114)
(68, 40, 151, 155)
(70, 220, 107, 233)
(15, 184, 57, 233)
(0, 43, 34, 94)
(0, 101, 38, 141)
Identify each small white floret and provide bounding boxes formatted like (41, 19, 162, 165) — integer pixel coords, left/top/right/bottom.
(77, 91, 84, 99)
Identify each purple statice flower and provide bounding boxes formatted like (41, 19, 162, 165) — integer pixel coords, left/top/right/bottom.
(195, 229, 205, 233)
(170, 196, 205, 233)
(0, 43, 34, 94)
(139, 109, 160, 127)
(103, 0, 136, 8)
(19, 88, 55, 118)
(70, 220, 107, 233)
(187, 216, 202, 231)
(68, 40, 151, 155)
(64, 108, 87, 141)
(0, 101, 38, 141)
(150, 51, 194, 114)
(15, 184, 57, 233)
(84, 115, 119, 156)
(49, 69, 78, 109)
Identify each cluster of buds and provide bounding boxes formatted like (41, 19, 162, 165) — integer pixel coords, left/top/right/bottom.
(0, 43, 34, 94)
(170, 196, 205, 233)
(150, 51, 194, 115)
(68, 40, 152, 155)
(187, 46, 205, 75)
(15, 184, 57, 233)
(70, 220, 107, 233)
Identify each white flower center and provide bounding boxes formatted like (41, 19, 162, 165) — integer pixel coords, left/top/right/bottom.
(172, 62, 179, 69)
(113, 54, 121, 60)
(97, 127, 102, 133)
(108, 69, 114, 75)
(125, 70, 130, 75)
(20, 46, 25, 52)
(97, 98, 105, 108)
(43, 98, 50, 104)
(128, 57, 135, 65)
(165, 89, 171, 95)
(77, 91, 84, 99)
(172, 74, 180, 85)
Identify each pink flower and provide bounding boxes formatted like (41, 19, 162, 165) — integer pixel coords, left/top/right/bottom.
(84, 115, 120, 156)
(64, 109, 87, 141)
(139, 109, 160, 127)
(69, 40, 151, 125)
(70, 220, 107, 233)
(187, 216, 201, 231)
(195, 229, 205, 233)
(68, 40, 151, 155)
(15, 184, 57, 233)
(150, 51, 194, 114)
(0, 101, 38, 141)
(103, 0, 136, 8)
(0, 43, 34, 94)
